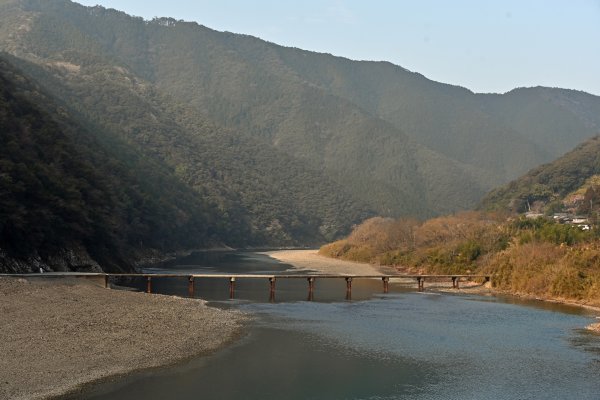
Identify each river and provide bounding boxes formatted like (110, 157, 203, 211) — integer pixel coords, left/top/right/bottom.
(77, 251, 600, 400)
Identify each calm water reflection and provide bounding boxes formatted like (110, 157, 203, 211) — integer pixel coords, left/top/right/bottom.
(80, 251, 600, 400)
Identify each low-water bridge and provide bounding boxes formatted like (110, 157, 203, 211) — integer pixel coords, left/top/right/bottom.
(1, 273, 490, 300)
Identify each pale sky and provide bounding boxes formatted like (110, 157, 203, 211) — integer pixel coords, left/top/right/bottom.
(76, 0, 600, 96)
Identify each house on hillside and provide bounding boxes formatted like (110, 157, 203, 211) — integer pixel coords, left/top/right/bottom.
(571, 216, 589, 224)
(552, 213, 570, 223)
(525, 212, 544, 219)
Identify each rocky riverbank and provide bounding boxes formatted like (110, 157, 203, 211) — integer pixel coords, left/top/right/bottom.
(0, 277, 247, 400)
(0, 246, 103, 274)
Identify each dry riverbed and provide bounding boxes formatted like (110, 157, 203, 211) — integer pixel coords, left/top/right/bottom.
(0, 277, 247, 400)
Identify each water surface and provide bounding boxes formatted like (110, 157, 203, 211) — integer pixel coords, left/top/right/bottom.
(80, 251, 600, 400)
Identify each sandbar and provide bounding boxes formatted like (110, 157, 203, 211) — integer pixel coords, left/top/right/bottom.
(264, 249, 395, 275)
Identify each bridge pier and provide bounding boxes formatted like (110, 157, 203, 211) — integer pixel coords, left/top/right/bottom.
(269, 277, 276, 302)
(146, 276, 152, 293)
(188, 276, 195, 298)
(307, 277, 315, 301)
(452, 276, 460, 289)
(417, 277, 424, 292)
(345, 277, 352, 300)
(229, 277, 236, 299)
(382, 277, 389, 293)
(104, 274, 109, 289)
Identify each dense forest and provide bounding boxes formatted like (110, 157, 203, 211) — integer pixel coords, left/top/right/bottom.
(1, 0, 599, 219)
(0, 56, 242, 271)
(480, 136, 600, 214)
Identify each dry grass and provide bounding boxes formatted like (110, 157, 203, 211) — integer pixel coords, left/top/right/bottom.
(320, 213, 600, 305)
(482, 242, 600, 305)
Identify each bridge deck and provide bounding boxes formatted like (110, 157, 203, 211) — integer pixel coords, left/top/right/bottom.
(0, 272, 490, 279)
(0, 272, 490, 297)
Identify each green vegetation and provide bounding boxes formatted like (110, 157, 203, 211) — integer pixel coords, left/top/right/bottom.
(480, 136, 600, 216)
(0, 56, 235, 271)
(2, 0, 600, 223)
(320, 213, 600, 305)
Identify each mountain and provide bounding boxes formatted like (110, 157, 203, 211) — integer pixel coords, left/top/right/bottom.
(477, 87, 600, 157)
(479, 136, 600, 214)
(0, 0, 512, 218)
(1, 0, 600, 263)
(0, 55, 239, 272)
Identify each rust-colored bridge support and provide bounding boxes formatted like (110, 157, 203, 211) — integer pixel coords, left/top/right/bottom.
(382, 277, 390, 293)
(188, 276, 195, 298)
(146, 276, 152, 294)
(451, 276, 458, 289)
(416, 277, 424, 292)
(229, 277, 236, 299)
(104, 274, 109, 289)
(345, 277, 353, 300)
(269, 277, 276, 302)
(307, 277, 315, 301)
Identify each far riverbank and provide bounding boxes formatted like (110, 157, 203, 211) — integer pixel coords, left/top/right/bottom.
(267, 249, 600, 332)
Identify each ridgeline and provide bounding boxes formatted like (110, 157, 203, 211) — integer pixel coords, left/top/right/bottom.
(2, 0, 600, 272)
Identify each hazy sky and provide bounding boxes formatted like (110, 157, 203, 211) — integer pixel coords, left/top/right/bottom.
(76, 0, 600, 95)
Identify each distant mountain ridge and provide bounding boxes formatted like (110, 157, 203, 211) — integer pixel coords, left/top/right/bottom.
(1, 0, 600, 267)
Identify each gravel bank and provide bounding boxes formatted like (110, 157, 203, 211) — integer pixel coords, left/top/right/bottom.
(0, 277, 247, 400)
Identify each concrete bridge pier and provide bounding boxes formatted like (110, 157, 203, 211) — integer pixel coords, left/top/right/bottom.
(452, 276, 459, 289)
(229, 277, 236, 299)
(416, 277, 424, 292)
(382, 277, 389, 293)
(345, 277, 352, 300)
(188, 276, 195, 298)
(307, 277, 315, 301)
(269, 277, 276, 302)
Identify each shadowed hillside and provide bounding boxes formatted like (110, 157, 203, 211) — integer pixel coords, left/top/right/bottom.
(0, 56, 238, 271)
(479, 136, 600, 214)
(0, 0, 567, 219)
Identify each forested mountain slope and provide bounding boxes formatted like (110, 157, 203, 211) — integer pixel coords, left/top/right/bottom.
(479, 136, 600, 213)
(0, 56, 237, 272)
(0, 0, 501, 218)
(1, 0, 599, 266)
